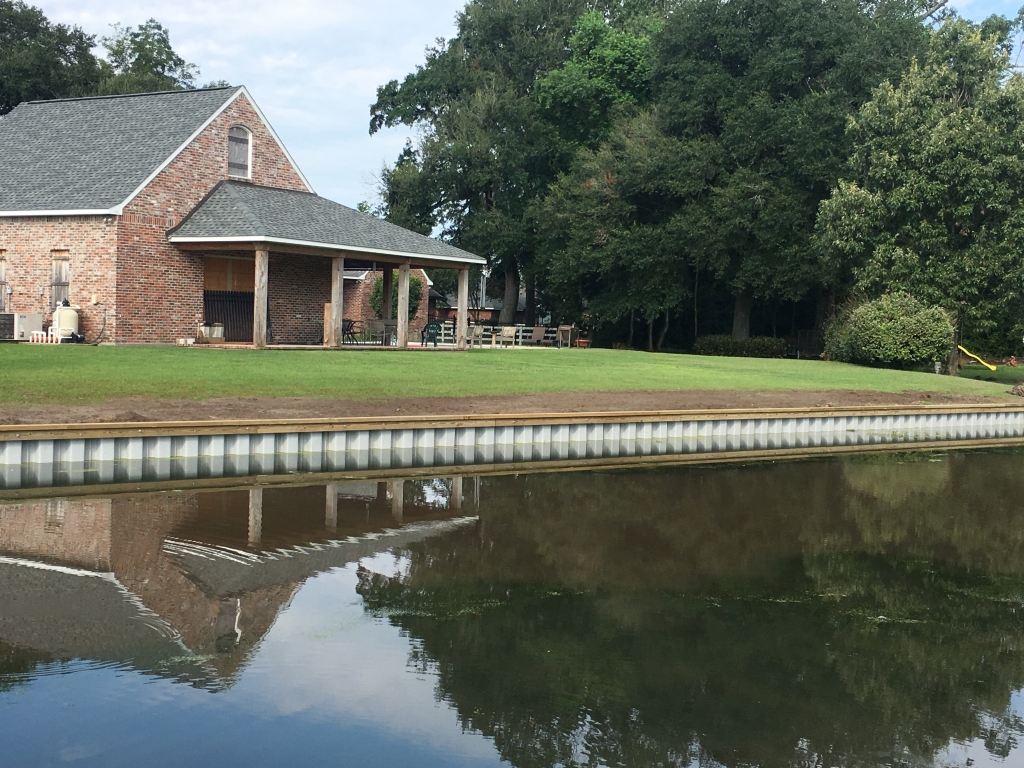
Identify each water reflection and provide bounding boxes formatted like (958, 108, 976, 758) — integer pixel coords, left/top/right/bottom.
(0, 479, 473, 694)
(1, 452, 1024, 767)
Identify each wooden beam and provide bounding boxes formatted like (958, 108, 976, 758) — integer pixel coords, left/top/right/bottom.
(173, 241, 481, 270)
(253, 247, 269, 347)
(329, 256, 344, 348)
(397, 262, 410, 348)
(456, 267, 469, 350)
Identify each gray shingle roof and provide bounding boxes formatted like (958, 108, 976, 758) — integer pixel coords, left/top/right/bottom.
(0, 87, 241, 212)
(168, 181, 483, 264)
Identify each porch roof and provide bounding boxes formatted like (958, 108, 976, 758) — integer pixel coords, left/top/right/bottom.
(167, 181, 484, 267)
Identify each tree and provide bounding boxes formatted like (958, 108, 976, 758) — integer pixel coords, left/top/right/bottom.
(96, 19, 199, 95)
(370, 1, 663, 326)
(369, 272, 422, 320)
(647, 0, 928, 341)
(816, 16, 1024, 371)
(0, 0, 102, 114)
(539, 111, 697, 348)
(0, 6, 202, 114)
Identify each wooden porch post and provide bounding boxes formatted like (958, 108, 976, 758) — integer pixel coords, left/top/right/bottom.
(253, 247, 269, 347)
(456, 267, 469, 350)
(329, 256, 345, 347)
(397, 262, 410, 348)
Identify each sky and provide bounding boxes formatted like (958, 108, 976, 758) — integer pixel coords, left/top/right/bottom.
(38, 0, 1024, 209)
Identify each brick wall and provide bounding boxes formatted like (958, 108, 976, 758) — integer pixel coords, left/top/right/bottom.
(0, 215, 117, 341)
(268, 252, 331, 344)
(0, 498, 113, 570)
(116, 93, 310, 343)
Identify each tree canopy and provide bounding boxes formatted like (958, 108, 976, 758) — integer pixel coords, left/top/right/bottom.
(0, 2, 208, 115)
(371, 0, 1024, 365)
(817, 16, 1024, 365)
(0, 0, 101, 113)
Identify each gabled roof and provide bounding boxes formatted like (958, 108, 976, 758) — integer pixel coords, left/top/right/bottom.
(0, 87, 309, 215)
(168, 181, 484, 265)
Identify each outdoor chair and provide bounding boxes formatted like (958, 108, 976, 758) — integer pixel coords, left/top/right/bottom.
(525, 326, 547, 345)
(556, 324, 574, 348)
(364, 319, 386, 345)
(342, 319, 360, 345)
(421, 321, 442, 347)
(499, 325, 518, 348)
(468, 325, 485, 349)
(382, 319, 398, 345)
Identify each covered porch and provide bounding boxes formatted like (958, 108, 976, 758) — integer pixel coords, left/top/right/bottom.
(167, 181, 484, 349)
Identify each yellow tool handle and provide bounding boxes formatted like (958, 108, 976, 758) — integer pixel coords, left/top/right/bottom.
(957, 345, 997, 371)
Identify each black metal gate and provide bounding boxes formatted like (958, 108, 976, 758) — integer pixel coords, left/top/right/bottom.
(203, 291, 254, 342)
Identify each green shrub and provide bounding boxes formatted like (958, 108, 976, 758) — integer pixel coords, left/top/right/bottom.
(693, 335, 787, 358)
(369, 272, 423, 320)
(824, 293, 953, 368)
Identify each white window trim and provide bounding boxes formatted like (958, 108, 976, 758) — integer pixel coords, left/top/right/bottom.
(227, 124, 253, 180)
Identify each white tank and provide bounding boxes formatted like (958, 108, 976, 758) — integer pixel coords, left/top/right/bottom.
(52, 306, 79, 339)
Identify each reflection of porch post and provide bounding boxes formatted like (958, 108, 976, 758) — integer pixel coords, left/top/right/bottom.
(325, 484, 338, 530)
(389, 479, 404, 522)
(396, 263, 410, 348)
(451, 476, 463, 510)
(456, 268, 469, 350)
(329, 256, 344, 348)
(253, 247, 269, 347)
(248, 488, 263, 545)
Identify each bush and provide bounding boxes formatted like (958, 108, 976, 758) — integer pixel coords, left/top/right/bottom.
(369, 272, 422, 320)
(693, 335, 787, 358)
(824, 293, 953, 368)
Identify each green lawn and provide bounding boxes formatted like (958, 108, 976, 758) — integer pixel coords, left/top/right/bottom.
(0, 345, 1015, 406)
(958, 362, 1024, 386)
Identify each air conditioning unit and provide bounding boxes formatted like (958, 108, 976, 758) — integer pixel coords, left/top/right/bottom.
(0, 313, 43, 341)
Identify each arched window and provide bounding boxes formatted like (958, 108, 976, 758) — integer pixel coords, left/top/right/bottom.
(228, 126, 251, 179)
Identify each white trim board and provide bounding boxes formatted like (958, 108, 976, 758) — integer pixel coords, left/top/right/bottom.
(0, 209, 113, 217)
(169, 234, 486, 265)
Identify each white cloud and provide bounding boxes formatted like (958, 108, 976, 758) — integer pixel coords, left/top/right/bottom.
(230, 557, 503, 764)
(39, 0, 466, 206)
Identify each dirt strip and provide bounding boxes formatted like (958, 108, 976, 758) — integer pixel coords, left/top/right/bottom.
(0, 388, 1009, 426)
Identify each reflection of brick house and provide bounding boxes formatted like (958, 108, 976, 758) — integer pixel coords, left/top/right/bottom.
(0, 87, 481, 344)
(0, 484, 467, 689)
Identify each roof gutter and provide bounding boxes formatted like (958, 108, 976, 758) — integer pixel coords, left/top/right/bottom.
(0, 209, 116, 217)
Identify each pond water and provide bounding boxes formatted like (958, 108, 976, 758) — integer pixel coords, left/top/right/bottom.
(3, 450, 1024, 767)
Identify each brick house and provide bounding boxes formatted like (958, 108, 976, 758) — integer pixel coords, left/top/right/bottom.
(0, 87, 482, 346)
